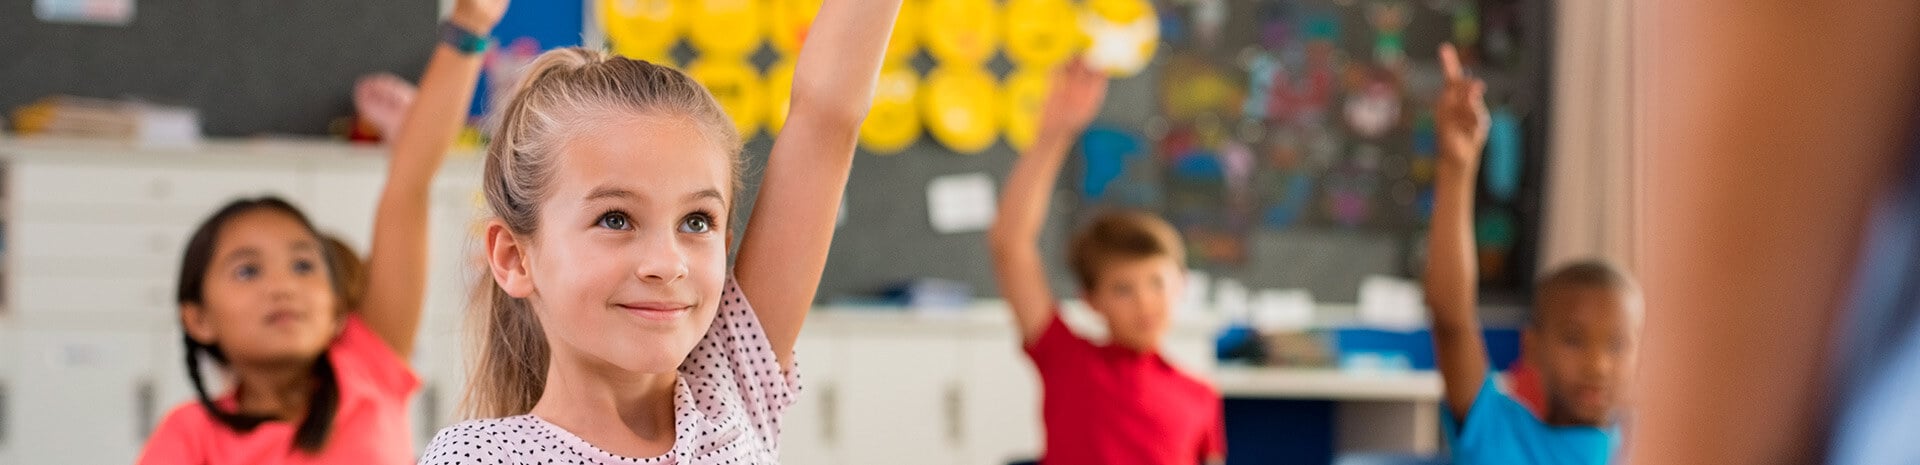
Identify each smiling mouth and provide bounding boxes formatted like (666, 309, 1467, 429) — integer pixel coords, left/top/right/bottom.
(617, 304, 692, 321)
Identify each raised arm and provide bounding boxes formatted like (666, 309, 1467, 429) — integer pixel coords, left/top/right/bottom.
(987, 60, 1109, 344)
(733, 0, 904, 370)
(1424, 44, 1492, 419)
(1626, 2, 1920, 463)
(357, 0, 506, 357)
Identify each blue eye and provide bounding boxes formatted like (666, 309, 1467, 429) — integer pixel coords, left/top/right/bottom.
(235, 263, 261, 281)
(680, 213, 714, 234)
(597, 212, 632, 230)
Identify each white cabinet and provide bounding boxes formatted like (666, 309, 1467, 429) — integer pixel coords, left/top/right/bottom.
(957, 329, 1043, 465)
(782, 309, 1219, 465)
(412, 306, 468, 450)
(7, 326, 158, 464)
(836, 332, 965, 465)
(0, 139, 485, 463)
(777, 334, 838, 465)
(11, 162, 309, 220)
(307, 160, 388, 253)
(0, 321, 16, 464)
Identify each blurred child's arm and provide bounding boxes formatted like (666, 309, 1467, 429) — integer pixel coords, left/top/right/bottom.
(1627, 3, 1920, 463)
(734, 0, 904, 370)
(987, 60, 1109, 344)
(357, 0, 506, 358)
(1423, 44, 1492, 419)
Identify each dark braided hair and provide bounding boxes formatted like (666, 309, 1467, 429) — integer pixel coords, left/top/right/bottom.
(174, 196, 342, 453)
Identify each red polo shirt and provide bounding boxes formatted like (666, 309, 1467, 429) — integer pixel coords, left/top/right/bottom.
(1025, 313, 1226, 465)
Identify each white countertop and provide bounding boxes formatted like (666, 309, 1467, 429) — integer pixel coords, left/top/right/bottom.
(1212, 366, 1444, 402)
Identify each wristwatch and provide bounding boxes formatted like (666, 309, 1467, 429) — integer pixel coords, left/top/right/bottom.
(441, 21, 491, 55)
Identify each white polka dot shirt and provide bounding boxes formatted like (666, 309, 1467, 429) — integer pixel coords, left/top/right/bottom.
(421, 278, 799, 464)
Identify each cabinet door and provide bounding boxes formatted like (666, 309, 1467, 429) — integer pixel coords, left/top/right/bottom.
(147, 323, 201, 443)
(412, 306, 467, 451)
(9, 327, 156, 464)
(13, 162, 308, 217)
(778, 333, 839, 465)
(306, 164, 386, 254)
(958, 331, 1043, 465)
(835, 333, 962, 465)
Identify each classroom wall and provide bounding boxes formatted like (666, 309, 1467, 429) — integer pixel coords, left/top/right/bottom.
(0, 0, 437, 137)
(2, 0, 1551, 306)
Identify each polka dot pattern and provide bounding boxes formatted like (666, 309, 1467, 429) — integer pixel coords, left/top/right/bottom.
(420, 278, 800, 464)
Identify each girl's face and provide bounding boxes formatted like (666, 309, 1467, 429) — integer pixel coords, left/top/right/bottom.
(505, 115, 732, 375)
(182, 209, 341, 367)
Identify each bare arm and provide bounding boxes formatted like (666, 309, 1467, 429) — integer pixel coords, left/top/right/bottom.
(987, 60, 1109, 344)
(1424, 44, 1492, 419)
(357, 0, 505, 357)
(1626, 3, 1920, 463)
(733, 0, 904, 370)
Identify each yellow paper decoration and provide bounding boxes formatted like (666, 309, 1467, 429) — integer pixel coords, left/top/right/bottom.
(1003, 0, 1082, 68)
(920, 0, 1001, 64)
(764, 59, 796, 134)
(1081, 0, 1159, 77)
(860, 65, 923, 154)
(601, 0, 684, 60)
(686, 58, 767, 138)
(766, 0, 823, 54)
(884, 0, 923, 63)
(687, 0, 765, 57)
(1001, 68, 1051, 151)
(922, 66, 1000, 154)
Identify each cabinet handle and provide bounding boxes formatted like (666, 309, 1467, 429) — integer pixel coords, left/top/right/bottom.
(135, 377, 156, 440)
(945, 381, 963, 446)
(820, 383, 837, 446)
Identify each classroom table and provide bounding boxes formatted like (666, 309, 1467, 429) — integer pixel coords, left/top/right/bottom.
(1213, 366, 1449, 464)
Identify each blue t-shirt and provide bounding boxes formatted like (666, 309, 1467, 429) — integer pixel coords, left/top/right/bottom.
(1828, 133, 1920, 464)
(1441, 376, 1621, 465)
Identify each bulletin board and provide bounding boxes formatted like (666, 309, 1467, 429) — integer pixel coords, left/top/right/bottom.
(1073, 0, 1554, 304)
(792, 0, 1550, 304)
(0, 0, 440, 137)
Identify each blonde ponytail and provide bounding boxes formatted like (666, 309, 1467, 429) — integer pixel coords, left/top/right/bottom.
(459, 47, 743, 419)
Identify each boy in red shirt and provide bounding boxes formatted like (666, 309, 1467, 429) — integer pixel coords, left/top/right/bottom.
(988, 58, 1227, 465)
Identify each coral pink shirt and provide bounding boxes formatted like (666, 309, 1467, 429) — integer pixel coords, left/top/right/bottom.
(137, 315, 420, 465)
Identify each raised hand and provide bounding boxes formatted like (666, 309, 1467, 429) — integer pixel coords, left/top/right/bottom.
(1435, 44, 1489, 170)
(450, 0, 510, 34)
(1037, 58, 1111, 142)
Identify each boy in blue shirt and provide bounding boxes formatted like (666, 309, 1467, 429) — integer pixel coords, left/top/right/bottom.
(1424, 44, 1642, 465)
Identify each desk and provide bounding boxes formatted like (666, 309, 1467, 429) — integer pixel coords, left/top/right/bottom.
(1215, 367, 1445, 456)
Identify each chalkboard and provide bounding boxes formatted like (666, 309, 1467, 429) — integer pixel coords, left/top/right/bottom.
(0, 0, 439, 137)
